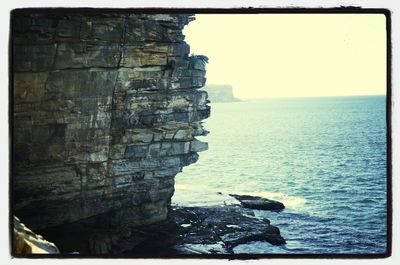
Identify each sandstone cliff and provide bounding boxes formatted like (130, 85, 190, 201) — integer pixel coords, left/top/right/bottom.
(12, 11, 209, 253)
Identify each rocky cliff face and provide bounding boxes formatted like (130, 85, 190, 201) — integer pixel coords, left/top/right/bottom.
(12, 11, 209, 252)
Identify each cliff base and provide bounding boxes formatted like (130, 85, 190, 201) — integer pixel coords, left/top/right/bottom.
(35, 205, 284, 255)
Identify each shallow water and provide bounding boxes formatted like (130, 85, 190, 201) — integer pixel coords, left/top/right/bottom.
(172, 96, 387, 254)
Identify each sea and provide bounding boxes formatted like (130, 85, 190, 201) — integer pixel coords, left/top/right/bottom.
(172, 95, 387, 254)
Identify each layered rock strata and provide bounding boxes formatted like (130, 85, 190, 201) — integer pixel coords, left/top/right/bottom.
(12, 11, 209, 249)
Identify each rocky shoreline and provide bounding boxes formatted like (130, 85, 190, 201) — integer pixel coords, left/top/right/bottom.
(168, 205, 285, 254)
(30, 195, 286, 255)
(64, 205, 286, 255)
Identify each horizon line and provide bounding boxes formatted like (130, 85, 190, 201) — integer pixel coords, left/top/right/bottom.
(236, 94, 386, 100)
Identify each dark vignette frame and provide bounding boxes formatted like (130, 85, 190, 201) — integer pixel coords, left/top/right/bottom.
(8, 6, 392, 260)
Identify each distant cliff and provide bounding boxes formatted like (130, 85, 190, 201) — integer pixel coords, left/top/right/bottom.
(202, 85, 240, 103)
(12, 11, 209, 254)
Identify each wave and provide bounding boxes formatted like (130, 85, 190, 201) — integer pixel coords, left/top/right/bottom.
(173, 186, 307, 209)
(220, 190, 307, 209)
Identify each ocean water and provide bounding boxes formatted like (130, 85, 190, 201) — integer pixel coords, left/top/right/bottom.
(172, 95, 387, 254)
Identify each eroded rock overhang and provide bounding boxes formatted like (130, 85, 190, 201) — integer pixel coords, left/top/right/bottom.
(12, 12, 210, 230)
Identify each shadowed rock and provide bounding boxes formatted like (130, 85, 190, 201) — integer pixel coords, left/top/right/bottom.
(123, 206, 286, 255)
(34, 205, 285, 255)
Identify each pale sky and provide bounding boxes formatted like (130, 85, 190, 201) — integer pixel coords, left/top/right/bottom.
(184, 14, 387, 99)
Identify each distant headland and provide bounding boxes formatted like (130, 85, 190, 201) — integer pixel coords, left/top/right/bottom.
(202, 84, 241, 103)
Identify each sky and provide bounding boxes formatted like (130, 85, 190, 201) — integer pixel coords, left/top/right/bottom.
(184, 14, 387, 99)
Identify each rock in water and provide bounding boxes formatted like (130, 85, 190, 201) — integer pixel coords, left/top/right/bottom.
(124, 206, 286, 255)
(172, 206, 286, 253)
(229, 194, 285, 211)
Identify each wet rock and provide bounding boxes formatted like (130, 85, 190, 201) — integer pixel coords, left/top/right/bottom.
(173, 206, 285, 251)
(34, 205, 285, 255)
(123, 206, 285, 255)
(229, 194, 285, 211)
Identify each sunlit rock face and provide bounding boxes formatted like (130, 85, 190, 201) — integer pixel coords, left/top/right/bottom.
(13, 216, 59, 254)
(12, 12, 209, 237)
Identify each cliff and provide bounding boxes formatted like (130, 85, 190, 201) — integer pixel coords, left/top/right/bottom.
(202, 84, 240, 103)
(12, 11, 210, 253)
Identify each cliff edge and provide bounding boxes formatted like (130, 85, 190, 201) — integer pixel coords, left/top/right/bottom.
(12, 11, 210, 254)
